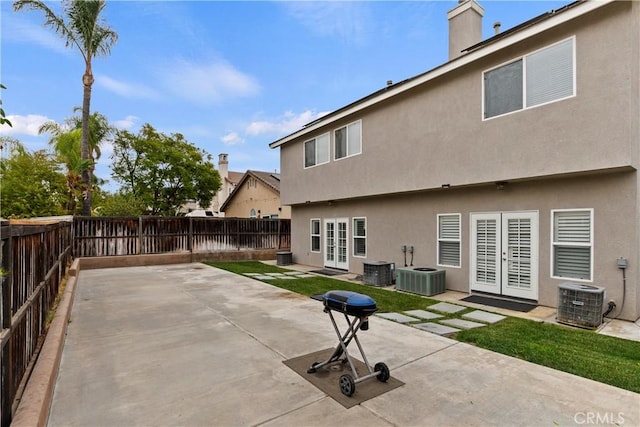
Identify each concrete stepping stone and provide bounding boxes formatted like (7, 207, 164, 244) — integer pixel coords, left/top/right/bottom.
(428, 302, 466, 314)
(404, 309, 443, 320)
(266, 273, 287, 277)
(440, 318, 486, 329)
(284, 271, 306, 275)
(253, 275, 276, 280)
(376, 313, 419, 323)
(413, 322, 460, 336)
(244, 273, 262, 277)
(463, 310, 506, 324)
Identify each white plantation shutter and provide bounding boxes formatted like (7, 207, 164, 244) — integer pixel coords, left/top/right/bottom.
(438, 214, 461, 267)
(353, 218, 366, 257)
(475, 219, 497, 284)
(507, 218, 531, 289)
(553, 210, 592, 280)
(526, 39, 574, 107)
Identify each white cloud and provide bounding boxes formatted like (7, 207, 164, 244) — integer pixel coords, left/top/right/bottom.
(0, 114, 51, 136)
(113, 115, 139, 130)
(161, 59, 260, 105)
(3, 15, 68, 53)
(96, 75, 159, 100)
(245, 110, 331, 137)
(221, 132, 244, 146)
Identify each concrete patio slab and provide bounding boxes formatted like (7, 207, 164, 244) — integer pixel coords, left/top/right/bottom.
(30, 263, 638, 427)
(462, 310, 506, 324)
(440, 318, 486, 329)
(403, 309, 443, 320)
(428, 302, 467, 314)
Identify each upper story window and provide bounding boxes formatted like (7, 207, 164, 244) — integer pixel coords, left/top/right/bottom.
(304, 133, 330, 168)
(483, 37, 575, 120)
(334, 120, 361, 160)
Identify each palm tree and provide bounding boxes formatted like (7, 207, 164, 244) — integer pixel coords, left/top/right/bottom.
(39, 110, 113, 213)
(14, 0, 117, 215)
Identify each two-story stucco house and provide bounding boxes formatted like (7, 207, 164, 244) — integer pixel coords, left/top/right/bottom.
(269, 0, 640, 321)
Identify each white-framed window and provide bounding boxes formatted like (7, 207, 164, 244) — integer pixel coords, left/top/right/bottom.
(310, 219, 321, 252)
(437, 213, 461, 267)
(483, 37, 575, 119)
(551, 209, 593, 281)
(304, 133, 330, 168)
(334, 120, 361, 160)
(353, 217, 366, 257)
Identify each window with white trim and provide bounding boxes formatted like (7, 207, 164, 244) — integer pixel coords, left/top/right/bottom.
(552, 209, 592, 281)
(353, 217, 366, 257)
(437, 214, 461, 267)
(484, 37, 574, 119)
(304, 133, 330, 168)
(334, 120, 361, 160)
(310, 219, 321, 252)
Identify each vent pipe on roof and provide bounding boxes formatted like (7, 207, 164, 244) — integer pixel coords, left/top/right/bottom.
(447, 0, 484, 60)
(386, 80, 393, 87)
(493, 21, 501, 35)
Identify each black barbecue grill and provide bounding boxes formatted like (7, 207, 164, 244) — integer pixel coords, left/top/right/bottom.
(307, 290, 390, 396)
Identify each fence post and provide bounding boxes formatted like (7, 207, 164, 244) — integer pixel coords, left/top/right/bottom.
(1, 224, 13, 427)
(138, 216, 143, 255)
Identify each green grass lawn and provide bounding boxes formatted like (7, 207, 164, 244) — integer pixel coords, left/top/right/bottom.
(205, 261, 640, 393)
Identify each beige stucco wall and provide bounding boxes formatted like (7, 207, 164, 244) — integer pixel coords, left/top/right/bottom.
(289, 171, 638, 320)
(279, 1, 638, 206)
(223, 178, 291, 219)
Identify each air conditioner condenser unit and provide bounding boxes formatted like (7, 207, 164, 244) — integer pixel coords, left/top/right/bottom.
(556, 283, 605, 329)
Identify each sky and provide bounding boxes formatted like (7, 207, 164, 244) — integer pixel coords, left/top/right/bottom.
(1, 0, 569, 191)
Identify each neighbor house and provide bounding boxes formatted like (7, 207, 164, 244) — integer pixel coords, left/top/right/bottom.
(270, 0, 639, 321)
(183, 153, 243, 217)
(220, 170, 291, 219)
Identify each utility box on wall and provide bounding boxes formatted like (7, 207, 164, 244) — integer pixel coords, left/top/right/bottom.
(556, 283, 605, 329)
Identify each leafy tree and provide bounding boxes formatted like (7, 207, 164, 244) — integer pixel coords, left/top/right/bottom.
(39, 110, 114, 213)
(0, 138, 67, 218)
(111, 124, 221, 216)
(0, 84, 12, 128)
(93, 190, 146, 217)
(14, 0, 118, 216)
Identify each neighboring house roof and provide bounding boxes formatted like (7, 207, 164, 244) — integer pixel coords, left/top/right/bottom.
(227, 171, 244, 185)
(219, 170, 281, 212)
(269, 0, 608, 149)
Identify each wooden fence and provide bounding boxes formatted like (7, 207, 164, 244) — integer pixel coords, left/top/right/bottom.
(0, 221, 73, 427)
(73, 216, 291, 257)
(0, 216, 290, 426)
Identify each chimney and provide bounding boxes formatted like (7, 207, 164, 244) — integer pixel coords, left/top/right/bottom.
(218, 153, 229, 181)
(447, 0, 484, 60)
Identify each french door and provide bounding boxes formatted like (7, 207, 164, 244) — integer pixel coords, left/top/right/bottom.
(324, 218, 348, 270)
(470, 212, 538, 300)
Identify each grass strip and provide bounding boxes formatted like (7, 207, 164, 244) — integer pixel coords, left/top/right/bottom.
(205, 261, 640, 393)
